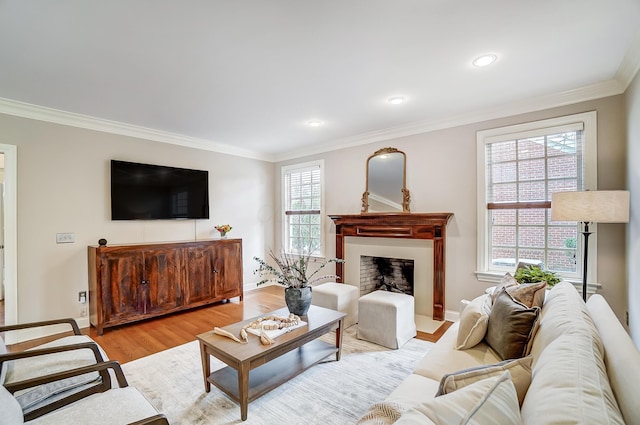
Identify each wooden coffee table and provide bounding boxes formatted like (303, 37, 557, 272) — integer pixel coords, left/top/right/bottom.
(196, 305, 346, 421)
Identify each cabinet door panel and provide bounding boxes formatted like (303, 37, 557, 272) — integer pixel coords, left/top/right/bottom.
(214, 241, 243, 299)
(100, 250, 144, 323)
(144, 247, 183, 312)
(184, 246, 216, 304)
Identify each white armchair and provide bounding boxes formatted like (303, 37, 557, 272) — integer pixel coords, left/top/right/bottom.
(1, 318, 109, 420)
(1, 360, 168, 425)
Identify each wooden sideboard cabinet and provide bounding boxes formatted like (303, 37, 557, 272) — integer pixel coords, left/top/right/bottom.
(88, 239, 243, 335)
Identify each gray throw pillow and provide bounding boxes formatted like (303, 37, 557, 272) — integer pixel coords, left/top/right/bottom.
(485, 289, 540, 360)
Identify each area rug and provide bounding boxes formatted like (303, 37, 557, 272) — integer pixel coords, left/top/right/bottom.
(122, 327, 433, 425)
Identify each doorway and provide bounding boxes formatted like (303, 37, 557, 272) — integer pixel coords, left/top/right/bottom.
(0, 144, 17, 339)
(0, 153, 4, 324)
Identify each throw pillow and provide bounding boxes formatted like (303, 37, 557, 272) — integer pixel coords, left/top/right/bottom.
(485, 289, 540, 360)
(436, 356, 533, 406)
(418, 371, 522, 425)
(455, 294, 491, 350)
(356, 401, 406, 425)
(506, 280, 547, 308)
(490, 273, 519, 304)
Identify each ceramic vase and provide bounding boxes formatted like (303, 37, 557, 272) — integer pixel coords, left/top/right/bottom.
(284, 286, 312, 316)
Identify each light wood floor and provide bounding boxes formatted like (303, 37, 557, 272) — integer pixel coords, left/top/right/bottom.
(7, 286, 451, 363)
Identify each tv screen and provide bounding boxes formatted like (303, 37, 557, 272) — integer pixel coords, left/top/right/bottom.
(111, 160, 210, 220)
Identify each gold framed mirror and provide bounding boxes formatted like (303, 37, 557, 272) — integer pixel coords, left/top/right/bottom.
(362, 147, 410, 212)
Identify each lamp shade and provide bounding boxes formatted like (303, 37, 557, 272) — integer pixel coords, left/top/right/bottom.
(551, 191, 630, 223)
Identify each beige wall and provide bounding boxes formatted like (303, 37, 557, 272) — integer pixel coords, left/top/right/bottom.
(0, 114, 275, 325)
(625, 69, 640, 346)
(0, 93, 630, 330)
(279, 95, 628, 321)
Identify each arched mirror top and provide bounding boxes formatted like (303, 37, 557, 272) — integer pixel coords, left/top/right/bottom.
(362, 147, 410, 213)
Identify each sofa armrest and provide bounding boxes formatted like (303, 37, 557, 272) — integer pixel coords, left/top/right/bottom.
(0, 318, 81, 335)
(587, 294, 640, 425)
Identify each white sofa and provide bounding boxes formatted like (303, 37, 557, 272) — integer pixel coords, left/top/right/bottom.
(357, 281, 640, 424)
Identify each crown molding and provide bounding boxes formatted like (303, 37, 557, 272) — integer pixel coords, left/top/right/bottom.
(275, 78, 627, 162)
(0, 98, 273, 162)
(1, 71, 635, 165)
(615, 29, 640, 88)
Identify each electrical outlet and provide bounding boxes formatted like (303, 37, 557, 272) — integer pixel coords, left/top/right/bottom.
(56, 232, 75, 244)
(78, 291, 87, 304)
(80, 305, 87, 317)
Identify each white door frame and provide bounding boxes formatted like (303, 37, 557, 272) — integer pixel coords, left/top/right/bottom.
(1, 144, 17, 343)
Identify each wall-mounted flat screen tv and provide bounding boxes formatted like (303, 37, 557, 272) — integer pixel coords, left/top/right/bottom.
(111, 160, 210, 220)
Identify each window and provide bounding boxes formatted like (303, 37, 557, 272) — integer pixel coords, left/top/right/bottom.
(282, 160, 324, 256)
(476, 112, 597, 282)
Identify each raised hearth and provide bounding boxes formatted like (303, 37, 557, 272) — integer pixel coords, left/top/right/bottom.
(329, 213, 453, 321)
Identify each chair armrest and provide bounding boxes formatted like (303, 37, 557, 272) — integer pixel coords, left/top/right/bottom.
(7, 360, 129, 393)
(129, 414, 170, 425)
(0, 341, 107, 376)
(0, 318, 81, 335)
(9, 361, 129, 421)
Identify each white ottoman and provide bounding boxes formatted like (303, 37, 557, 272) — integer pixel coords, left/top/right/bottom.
(357, 290, 416, 349)
(311, 282, 359, 328)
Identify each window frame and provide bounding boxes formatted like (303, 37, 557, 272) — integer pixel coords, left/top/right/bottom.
(281, 159, 326, 257)
(476, 111, 598, 284)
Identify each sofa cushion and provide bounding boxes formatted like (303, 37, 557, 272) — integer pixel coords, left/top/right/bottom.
(505, 280, 546, 308)
(385, 373, 440, 408)
(455, 294, 491, 350)
(413, 321, 502, 382)
(520, 332, 624, 425)
(485, 290, 540, 360)
(587, 294, 640, 425)
(417, 371, 521, 425)
(528, 281, 603, 361)
(436, 356, 532, 406)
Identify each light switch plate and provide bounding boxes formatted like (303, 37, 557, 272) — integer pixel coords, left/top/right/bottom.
(56, 233, 75, 244)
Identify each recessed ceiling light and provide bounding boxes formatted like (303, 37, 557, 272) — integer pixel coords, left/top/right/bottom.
(307, 120, 323, 127)
(388, 96, 405, 105)
(472, 54, 497, 67)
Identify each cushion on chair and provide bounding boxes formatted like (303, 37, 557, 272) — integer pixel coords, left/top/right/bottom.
(1, 335, 108, 414)
(26, 387, 160, 425)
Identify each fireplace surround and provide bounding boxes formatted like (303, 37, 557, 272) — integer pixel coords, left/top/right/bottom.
(329, 213, 453, 321)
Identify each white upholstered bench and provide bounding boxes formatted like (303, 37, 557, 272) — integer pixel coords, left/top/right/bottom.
(311, 282, 359, 328)
(357, 290, 416, 349)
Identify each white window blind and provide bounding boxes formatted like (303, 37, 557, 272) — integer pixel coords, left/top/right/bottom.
(282, 162, 323, 255)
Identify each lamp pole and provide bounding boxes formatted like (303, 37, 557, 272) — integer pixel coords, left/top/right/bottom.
(580, 222, 592, 302)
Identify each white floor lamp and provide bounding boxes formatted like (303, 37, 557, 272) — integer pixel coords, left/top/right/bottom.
(551, 190, 630, 301)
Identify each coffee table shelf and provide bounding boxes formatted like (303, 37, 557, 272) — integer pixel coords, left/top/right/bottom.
(208, 339, 336, 402)
(197, 305, 346, 421)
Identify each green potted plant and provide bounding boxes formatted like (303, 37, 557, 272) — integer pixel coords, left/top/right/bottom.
(514, 265, 561, 287)
(253, 244, 344, 315)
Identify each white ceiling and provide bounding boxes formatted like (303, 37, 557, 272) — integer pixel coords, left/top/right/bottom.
(1, 1, 639, 162)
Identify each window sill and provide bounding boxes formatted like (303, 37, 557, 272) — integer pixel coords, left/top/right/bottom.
(475, 271, 601, 296)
